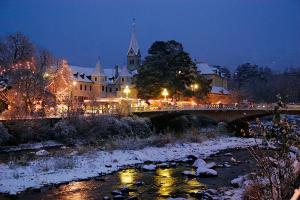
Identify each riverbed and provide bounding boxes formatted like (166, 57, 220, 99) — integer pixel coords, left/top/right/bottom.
(1, 148, 259, 200)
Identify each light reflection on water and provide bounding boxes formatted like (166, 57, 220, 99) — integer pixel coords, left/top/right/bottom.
(118, 168, 137, 186)
(155, 168, 175, 197)
(58, 181, 89, 200)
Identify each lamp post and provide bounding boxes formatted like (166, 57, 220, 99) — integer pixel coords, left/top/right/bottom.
(123, 85, 130, 99)
(162, 88, 169, 101)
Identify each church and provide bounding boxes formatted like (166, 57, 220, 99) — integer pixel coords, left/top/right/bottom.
(67, 20, 230, 106)
(69, 21, 141, 103)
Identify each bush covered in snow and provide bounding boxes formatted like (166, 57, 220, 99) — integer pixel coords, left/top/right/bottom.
(0, 122, 12, 145)
(53, 120, 77, 143)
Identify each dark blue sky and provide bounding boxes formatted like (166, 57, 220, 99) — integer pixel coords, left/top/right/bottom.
(1, 0, 300, 70)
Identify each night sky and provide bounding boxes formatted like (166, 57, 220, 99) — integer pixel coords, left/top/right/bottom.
(1, 0, 300, 71)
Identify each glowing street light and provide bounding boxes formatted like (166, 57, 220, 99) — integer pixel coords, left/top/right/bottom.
(191, 83, 199, 96)
(162, 88, 169, 101)
(123, 85, 130, 98)
(72, 81, 77, 86)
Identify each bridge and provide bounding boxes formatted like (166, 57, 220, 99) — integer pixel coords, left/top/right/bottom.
(132, 105, 300, 123)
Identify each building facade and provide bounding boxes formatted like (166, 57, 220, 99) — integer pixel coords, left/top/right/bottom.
(69, 21, 140, 103)
(196, 62, 232, 104)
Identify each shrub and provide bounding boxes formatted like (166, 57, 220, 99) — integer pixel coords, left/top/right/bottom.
(0, 122, 13, 145)
(53, 120, 77, 143)
(4, 120, 55, 144)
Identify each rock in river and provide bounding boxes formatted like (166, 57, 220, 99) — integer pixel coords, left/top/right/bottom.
(142, 164, 156, 171)
(196, 167, 218, 177)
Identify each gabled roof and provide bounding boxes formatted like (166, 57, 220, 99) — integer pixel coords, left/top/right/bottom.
(119, 66, 131, 77)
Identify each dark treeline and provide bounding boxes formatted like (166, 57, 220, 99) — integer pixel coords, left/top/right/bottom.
(229, 63, 300, 103)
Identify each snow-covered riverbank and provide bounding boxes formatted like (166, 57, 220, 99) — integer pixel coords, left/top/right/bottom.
(0, 136, 262, 195)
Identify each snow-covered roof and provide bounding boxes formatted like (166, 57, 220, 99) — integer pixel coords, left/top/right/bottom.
(70, 65, 118, 83)
(70, 66, 94, 75)
(119, 66, 132, 77)
(211, 86, 229, 95)
(196, 63, 217, 75)
(103, 68, 114, 79)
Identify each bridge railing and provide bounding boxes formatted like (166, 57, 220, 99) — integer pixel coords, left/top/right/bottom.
(131, 103, 283, 113)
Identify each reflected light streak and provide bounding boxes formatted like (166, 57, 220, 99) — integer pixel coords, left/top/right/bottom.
(118, 168, 137, 186)
(155, 168, 175, 197)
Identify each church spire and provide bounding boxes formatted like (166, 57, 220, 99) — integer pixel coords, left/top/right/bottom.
(127, 18, 141, 72)
(127, 18, 140, 56)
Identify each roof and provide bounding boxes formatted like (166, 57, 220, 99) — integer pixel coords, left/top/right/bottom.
(119, 66, 131, 77)
(211, 86, 229, 95)
(70, 65, 94, 75)
(70, 65, 118, 83)
(196, 63, 217, 75)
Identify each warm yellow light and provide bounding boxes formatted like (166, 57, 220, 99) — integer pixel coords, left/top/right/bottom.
(162, 88, 169, 101)
(123, 85, 130, 98)
(191, 83, 199, 90)
(72, 81, 77, 86)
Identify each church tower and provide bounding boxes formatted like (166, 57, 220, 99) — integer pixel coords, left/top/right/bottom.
(127, 19, 141, 72)
(91, 57, 107, 97)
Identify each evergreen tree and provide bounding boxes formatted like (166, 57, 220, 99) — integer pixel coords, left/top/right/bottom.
(135, 40, 211, 101)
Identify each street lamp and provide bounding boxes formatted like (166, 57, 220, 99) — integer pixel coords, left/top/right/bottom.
(123, 85, 130, 99)
(191, 83, 199, 96)
(162, 88, 169, 101)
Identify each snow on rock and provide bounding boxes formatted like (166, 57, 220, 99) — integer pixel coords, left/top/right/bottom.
(231, 176, 245, 188)
(192, 159, 206, 168)
(196, 167, 218, 177)
(35, 149, 49, 156)
(182, 170, 196, 177)
(205, 162, 216, 169)
(142, 164, 156, 171)
(0, 136, 262, 195)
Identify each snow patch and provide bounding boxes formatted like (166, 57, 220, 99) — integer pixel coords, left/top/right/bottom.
(0, 136, 262, 195)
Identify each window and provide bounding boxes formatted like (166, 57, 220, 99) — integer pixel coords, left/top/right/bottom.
(129, 59, 134, 65)
(90, 85, 92, 91)
(109, 88, 112, 92)
(116, 88, 118, 91)
(105, 87, 107, 92)
(95, 77, 97, 81)
(84, 85, 87, 91)
(102, 86, 104, 91)
(121, 78, 124, 83)
(80, 84, 82, 90)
